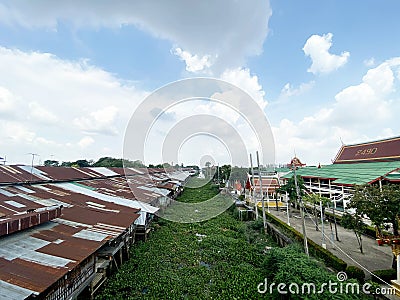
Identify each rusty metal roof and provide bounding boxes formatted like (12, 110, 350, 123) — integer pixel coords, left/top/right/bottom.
(0, 166, 191, 298)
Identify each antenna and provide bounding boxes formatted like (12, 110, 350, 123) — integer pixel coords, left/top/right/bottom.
(340, 137, 344, 145)
(27, 153, 39, 182)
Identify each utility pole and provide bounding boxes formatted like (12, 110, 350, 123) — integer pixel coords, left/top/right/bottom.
(217, 163, 220, 185)
(286, 192, 290, 225)
(332, 199, 339, 241)
(293, 162, 309, 256)
(256, 151, 266, 229)
(320, 200, 326, 249)
(249, 153, 258, 220)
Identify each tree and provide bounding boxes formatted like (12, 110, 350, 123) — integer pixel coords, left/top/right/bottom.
(213, 165, 231, 182)
(44, 160, 59, 167)
(305, 194, 329, 231)
(230, 167, 248, 182)
(59, 159, 91, 167)
(349, 184, 400, 236)
(341, 211, 367, 253)
(75, 159, 91, 167)
(277, 175, 306, 219)
(277, 175, 306, 204)
(349, 183, 400, 267)
(93, 157, 146, 168)
(93, 157, 122, 167)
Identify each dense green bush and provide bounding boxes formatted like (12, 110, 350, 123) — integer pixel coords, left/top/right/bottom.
(346, 265, 365, 282)
(261, 244, 363, 299)
(265, 211, 347, 271)
(371, 269, 397, 283)
(249, 219, 264, 231)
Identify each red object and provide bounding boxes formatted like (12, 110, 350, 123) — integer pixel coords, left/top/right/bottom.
(245, 178, 252, 190)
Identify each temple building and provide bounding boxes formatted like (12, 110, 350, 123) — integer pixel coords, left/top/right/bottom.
(282, 136, 400, 210)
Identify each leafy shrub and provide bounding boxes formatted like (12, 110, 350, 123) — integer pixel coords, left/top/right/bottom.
(346, 265, 365, 282)
(261, 244, 361, 300)
(265, 210, 347, 271)
(371, 268, 397, 283)
(249, 219, 264, 231)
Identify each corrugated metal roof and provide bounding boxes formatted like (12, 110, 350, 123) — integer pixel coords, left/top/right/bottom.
(54, 182, 158, 214)
(88, 167, 119, 177)
(0, 166, 191, 297)
(282, 161, 400, 185)
(0, 279, 36, 300)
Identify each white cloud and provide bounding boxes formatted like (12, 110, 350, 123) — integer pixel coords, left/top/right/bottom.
(0, 1, 272, 73)
(364, 57, 375, 67)
(303, 33, 350, 74)
(28, 102, 58, 124)
(0, 46, 146, 164)
(0, 86, 16, 115)
(220, 67, 267, 109)
(74, 106, 119, 135)
(280, 81, 315, 98)
(78, 136, 94, 148)
(172, 47, 212, 73)
(2, 122, 35, 143)
(273, 57, 400, 165)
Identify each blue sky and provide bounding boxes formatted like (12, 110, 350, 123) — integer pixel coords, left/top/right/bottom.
(0, 1, 399, 166)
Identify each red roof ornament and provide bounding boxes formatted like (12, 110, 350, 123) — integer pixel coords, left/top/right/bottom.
(288, 157, 305, 169)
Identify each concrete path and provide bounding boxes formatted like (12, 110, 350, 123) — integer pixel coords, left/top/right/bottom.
(264, 206, 394, 279)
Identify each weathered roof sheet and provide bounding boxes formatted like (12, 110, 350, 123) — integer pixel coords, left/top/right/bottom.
(0, 165, 192, 297)
(54, 182, 158, 214)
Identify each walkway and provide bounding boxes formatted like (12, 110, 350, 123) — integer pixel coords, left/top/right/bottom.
(264, 205, 394, 280)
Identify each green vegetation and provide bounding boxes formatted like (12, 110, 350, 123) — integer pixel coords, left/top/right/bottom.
(262, 245, 363, 299)
(97, 179, 275, 299)
(160, 179, 234, 223)
(277, 174, 306, 203)
(175, 178, 220, 202)
(371, 269, 397, 284)
(341, 212, 367, 253)
(265, 211, 348, 271)
(346, 266, 365, 282)
(44, 157, 145, 168)
(97, 178, 366, 299)
(349, 184, 400, 236)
